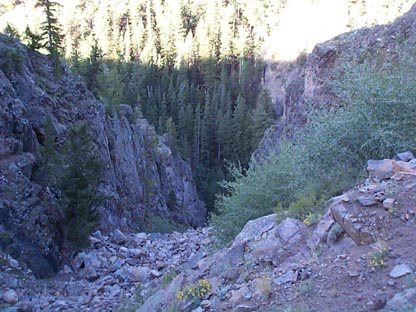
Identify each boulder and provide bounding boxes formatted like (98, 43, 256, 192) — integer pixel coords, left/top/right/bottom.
(124, 266, 151, 283)
(135, 289, 167, 312)
(2, 289, 18, 304)
(384, 287, 416, 311)
(357, 195, 379, 207)
(367, 159, 415, 182)
(231, 214, 276, 248)
(276, 218, 306, 243)
(311, 208, 334, 248)
(394, 151, 415, 162)
(330, 202, 375, 245)
(112, 229, 127, 244)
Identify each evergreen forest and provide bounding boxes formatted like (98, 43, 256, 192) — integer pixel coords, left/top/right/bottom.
(6, 0, 283, 210)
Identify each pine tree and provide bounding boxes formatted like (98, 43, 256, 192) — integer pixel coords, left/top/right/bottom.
(59, 124, 101, 249)
(3, 23, 20, 39)
(165, 117, 178, 149)
(232, 94, 252, 163)
(84, 38, 103, 95)
(36, 0, 63, 75)
(24, 26, 43, 51)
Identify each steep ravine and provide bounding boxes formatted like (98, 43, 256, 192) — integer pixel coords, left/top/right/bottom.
(0, 35, 206, 277)
(254, 3, 416, 163)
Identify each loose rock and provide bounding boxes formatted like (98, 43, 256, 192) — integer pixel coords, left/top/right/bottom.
(389, 264, 412, 278)
(2, 289, 18, 304)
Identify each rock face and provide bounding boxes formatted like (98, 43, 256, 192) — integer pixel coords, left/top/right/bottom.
(0, 35, 205, 277)
(253, 3, 416, 163)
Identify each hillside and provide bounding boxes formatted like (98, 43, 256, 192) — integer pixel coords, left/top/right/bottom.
(1, 0, 413, 211)
(0, 1, 415, 312)
(255, 2, 416, 162)
(1, 154, 416, 311)
(0, 34, 205, 278)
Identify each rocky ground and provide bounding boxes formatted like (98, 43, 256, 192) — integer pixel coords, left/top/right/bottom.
(1, 152, 416, 311)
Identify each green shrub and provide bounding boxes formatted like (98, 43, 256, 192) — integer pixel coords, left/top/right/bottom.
(2, 49, 22, 75)
(210, 47, 416, 246)
(276, 193, 326, 226)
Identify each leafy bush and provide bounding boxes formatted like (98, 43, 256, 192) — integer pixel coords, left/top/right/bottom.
(210, 47, 416, 246)
(277, 193, 326, 226)
(176, 279, 211, 303)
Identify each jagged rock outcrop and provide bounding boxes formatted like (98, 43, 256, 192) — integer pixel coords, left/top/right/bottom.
(253, 3, 416, 163)
(0, 35, 206, 277)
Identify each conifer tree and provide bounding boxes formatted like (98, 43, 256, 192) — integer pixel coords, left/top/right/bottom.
(36, 0, 63, 74)
(59, 124, 101, 249)
(3, 23, 19, 39)
(24, 26, 43, 51)
(84, 38, 103, 95)
(232, 94, 252, 163)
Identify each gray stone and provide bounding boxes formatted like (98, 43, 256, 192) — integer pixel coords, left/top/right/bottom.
(395, 151, 415, 162)
(91, 230, 104, 240)
(250, 234, 282, 263)
(2, 289, 18, 304)
(311, 208, 334, 248)
(276, 218, 306, 243)
(134, 233, 147, 243)
(136, 289, 167, 312)
(273, 270, 297, 285)
(112, 229, 127, 244)
(187, 252, 205, 269)
(389, 264, 412, 278)
(8, 258, 19, 269)
(357, 195, 378, 207)
(232, 214, 276, 248)
(384, 287, 416, 311)
(233, 305, 257, 312)
(200, 300, 211, 309)
(129, 248, 147, 258)
(109, 259, 125, 272)
(330, 202, 375, 245)
(367, 159, 415, 182)
(125, 266, 151, 282)
(63, 264, 73, 274)
(383, 198, 395, 209)
(150, 270, 162, 278)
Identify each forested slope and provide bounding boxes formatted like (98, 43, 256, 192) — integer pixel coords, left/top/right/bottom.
(2, 0, 412, 209)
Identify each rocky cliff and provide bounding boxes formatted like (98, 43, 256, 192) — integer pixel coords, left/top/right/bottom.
(253, 3, 416, 163)
(0, 35, 206, 277)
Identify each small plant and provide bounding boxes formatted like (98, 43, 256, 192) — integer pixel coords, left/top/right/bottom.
(303, 212, 322, 226)
(161, 269, 177, 288)
(255, 275, 272, 298)
(368, 244, 389, 268)
(277, 193, 326, 225)
(0, 232, 12, 245)
(3, 49, 22, 75)
(299, 280, 314, 295)
(3, 23, 20, 40)
(176, 279, 211, 303)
